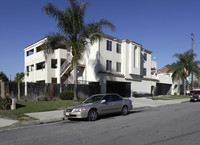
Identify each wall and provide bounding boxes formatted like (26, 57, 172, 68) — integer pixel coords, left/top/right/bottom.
(132, 80, 156, 94)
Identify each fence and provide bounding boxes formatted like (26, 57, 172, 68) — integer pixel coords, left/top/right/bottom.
(0, 81, 100, 101)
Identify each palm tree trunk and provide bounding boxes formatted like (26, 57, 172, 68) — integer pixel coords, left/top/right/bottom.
(184, 78, 186, 95)
(73, 62, 78, 101)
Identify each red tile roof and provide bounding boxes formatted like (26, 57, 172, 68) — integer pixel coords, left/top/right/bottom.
(152, 67, 169, 74)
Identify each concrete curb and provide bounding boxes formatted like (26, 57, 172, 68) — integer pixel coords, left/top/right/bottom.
(10, 118, 64, 129)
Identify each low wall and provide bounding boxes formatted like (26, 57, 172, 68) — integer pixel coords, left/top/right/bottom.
(0, 81, 100, 101)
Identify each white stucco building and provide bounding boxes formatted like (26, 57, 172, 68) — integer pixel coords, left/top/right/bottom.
(152, 67, 183, 95)
(24, 34, 160, 97)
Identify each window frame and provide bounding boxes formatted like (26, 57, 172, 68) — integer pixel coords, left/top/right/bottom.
(107, 40, 112, 51)
(116, 62, 121, 72)
(116, 43, 121, 54)
(144, 53, 147, 61)
(106, 60, 112, 71)
(143, 68, 147, 76)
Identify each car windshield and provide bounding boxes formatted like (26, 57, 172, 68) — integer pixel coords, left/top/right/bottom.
(82, 95, 104, 104)
(193, 91, 200, 94)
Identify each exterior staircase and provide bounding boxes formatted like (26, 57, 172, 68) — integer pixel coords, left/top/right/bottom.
(60, 52, 85, 85)
(60, 52, 73, 78)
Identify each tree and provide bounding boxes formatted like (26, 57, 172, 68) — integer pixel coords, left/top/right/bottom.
(14, 72, 24, 82)
(193, 80, 200, 89)
(168, 49, 200, 94)
(0, 71, 9, 82)
(43, 0, 115, 100)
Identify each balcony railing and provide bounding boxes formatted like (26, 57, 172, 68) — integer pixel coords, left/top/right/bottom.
(60, 52, 73, 77)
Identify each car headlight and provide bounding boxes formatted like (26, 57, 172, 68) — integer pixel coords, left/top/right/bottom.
(72, 108, 86, 112)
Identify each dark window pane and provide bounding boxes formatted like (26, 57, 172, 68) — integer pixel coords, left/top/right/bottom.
(112, 95, 122, 101)
(106, 60, 112, 71)
(117, 44, 121, 53)
(103, 95, 112, 102)
(107, 40, 112, 51)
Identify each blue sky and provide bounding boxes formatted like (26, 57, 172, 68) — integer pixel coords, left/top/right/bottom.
(1, 0, 200, 80)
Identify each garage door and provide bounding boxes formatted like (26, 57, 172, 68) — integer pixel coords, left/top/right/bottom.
(156, 83, 172, 95)
(106, 81, 131, 97)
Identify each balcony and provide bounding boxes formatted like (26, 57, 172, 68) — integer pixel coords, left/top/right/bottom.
(157, 74, 172, 84)
(152, 74, 172, 84)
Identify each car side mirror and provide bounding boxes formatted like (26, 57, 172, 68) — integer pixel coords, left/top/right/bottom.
(100, 100, 106, 104)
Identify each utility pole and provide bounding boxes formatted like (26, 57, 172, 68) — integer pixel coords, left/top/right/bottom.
(10, 74, 12, 82)
(191, 33, 194, 90)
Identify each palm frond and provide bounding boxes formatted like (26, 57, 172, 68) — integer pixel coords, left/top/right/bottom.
(44, 33, 67, 55)
(43, 3, 63, 21)
(43, 0, 115, 66)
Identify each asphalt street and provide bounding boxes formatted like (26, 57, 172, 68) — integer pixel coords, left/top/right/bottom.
(0, 101, 200, 145)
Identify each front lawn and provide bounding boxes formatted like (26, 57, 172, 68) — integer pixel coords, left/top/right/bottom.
(0, 100, 81, 121)
(151, 95, 190, 100)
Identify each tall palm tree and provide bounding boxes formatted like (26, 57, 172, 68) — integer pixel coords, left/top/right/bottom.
(168, 49, 200, 94)
(43, 0, 115, 100)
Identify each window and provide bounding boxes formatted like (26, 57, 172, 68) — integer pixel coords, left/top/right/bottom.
(116, 62, 121, 72)
(26, 65, 34, 72)
(37, 80, 45, 83)
(36, 46, 42, 52)
(36, 62, 45, 70)
(103, 95, 112, 102)
(144, 53, 147, 61)
(52, 78, 57, 83)
(26, 49, 34, 56)
(111, 95, 122, 101)
(134, 46, 138, 68)
(106, 60, 112, 71)
(51, 59, 57, 69)
(30, 65, 34, 71)
(107, 40, 112, 51)
(26, 66, 30, 72)
(116, 44, 121, 53)
(143, 68, 147, 76)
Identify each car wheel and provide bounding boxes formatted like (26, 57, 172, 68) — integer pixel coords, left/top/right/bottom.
(88, 109, 98, 121)
(121, 106, 128, 115)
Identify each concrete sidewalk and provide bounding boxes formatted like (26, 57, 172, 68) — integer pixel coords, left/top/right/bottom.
(0, 97, 189, 129)
(130, 97, 189, 108)
(0, 118, 18, 128)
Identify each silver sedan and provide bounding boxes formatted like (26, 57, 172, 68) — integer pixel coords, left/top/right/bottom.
(63, 94, 133, 121)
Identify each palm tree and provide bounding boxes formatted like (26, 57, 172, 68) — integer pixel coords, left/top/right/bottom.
(168, 49, 200, 94)
(43, 0, 115, 100)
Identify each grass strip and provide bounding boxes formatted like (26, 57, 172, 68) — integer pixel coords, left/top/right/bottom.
(0, 100, 80, 121)
(151, 95, 190, 100)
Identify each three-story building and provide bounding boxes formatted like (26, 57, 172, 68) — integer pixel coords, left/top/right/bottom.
(24, 34, 157, 97)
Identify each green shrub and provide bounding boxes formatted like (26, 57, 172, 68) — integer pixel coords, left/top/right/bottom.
(132, 92, 153, 98)
(0, 95, 12, 110)
(36, 95, 49, 101)
(59, 90, 74, 100)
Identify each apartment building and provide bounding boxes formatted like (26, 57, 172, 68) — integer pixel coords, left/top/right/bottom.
(24, 34, 158, 97)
